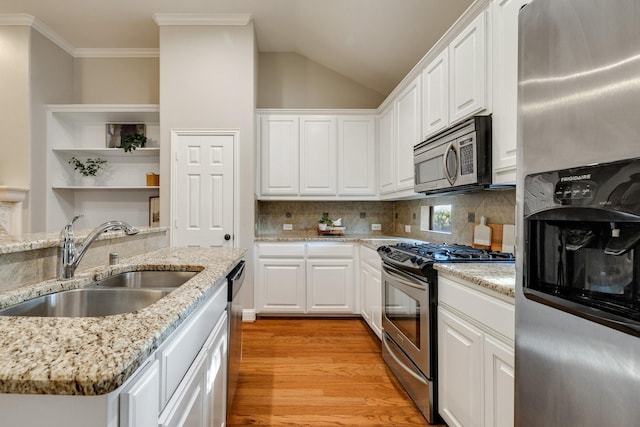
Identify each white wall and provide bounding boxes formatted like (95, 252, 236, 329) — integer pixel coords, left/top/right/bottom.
(258, 52, 385, 109)
(29, 29, 74, 232)
(0, 26, 30, 191)
(74, 57, 159, 104)
(159, 22, 256, 307)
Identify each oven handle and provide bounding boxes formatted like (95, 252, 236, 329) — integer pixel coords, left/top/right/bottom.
(382, 264, 428, 291)
(383, 335, 428, 385)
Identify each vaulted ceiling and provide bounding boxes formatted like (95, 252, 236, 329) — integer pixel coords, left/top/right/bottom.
(0, 0, 474, 95)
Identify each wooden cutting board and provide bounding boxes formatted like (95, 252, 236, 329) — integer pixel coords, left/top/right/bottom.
(471, 222, 504, 252)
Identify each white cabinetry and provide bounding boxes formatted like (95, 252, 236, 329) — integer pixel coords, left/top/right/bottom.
(257, 111, 377, 200)
(120, 360, 160, 427)
(255, 243, 306, 313)
(360, 245, 382, 339)
(300, 116, 338, 195)
(491, 0, 528, 184)
(259, 115, 300, 196)
(395, 76, 421, 191)
(255, 242, 358, 315)
(378, 75, 421, 197)
(437, 274, 514, 427)
(449, 12, 488, 124)
(46, 104, 160, 231)
(338, 116, 377, 195)
(378, 104, 396, 194)
(422, 49, 450, 138)
(421, 10, 489, 140)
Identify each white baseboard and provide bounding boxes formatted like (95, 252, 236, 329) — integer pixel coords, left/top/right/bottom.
(242, 309, 256, 322)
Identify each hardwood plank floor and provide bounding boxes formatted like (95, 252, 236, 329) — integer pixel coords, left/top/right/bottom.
(227, 318, 444, 427)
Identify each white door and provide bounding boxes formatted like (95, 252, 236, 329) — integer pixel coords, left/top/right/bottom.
(299, 116, 337, 195)
(422, 49, 450, 138)
(395, 75, 421, 191)
(172, 130, 235, 248)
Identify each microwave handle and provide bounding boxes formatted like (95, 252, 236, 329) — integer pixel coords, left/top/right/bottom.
(443, 140, 457, 185)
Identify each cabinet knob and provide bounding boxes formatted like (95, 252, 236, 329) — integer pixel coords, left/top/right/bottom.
(224, 234, 231, 241)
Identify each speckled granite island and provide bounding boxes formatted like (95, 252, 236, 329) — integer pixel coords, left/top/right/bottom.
(0, 246, 246, 396)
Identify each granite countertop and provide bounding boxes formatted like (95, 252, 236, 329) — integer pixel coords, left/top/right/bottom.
(0, 246, 246, 396)
(256, 233, 516, 298)
(434, 262, 516, 298)
(0, 226, 168, 255)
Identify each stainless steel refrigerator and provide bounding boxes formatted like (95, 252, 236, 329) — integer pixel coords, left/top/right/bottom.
(516, 0, 640, 425)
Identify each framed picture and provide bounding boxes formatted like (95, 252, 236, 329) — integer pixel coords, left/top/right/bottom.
(106, 124, 146, 148)
(149, 196, 160, 227)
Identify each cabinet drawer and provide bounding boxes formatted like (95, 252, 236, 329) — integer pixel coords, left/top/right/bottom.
(438, 275, 514, 341)
(307, 243, 354, 258)
(257, 243, 305, 258)
(157, 280, 228, 408)
(360, 245, 381, 267)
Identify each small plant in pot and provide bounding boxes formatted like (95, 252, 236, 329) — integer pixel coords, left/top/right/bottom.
(120, 133, 147, 152)
(68, 157, 107, 176)
(318, 214, 333, 231)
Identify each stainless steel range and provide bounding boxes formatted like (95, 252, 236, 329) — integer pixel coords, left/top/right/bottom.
(377, 242, 514, 423)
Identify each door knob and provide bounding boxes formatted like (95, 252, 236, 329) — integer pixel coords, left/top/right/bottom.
(224, 234, 231, 241)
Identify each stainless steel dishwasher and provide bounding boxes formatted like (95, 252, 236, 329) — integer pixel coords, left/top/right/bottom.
(226, 260, 245, 418)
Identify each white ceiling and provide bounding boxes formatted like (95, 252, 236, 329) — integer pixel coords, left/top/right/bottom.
(0, 0, 474, 95)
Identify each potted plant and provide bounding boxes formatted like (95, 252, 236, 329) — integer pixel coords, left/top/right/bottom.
(318, 214, 333, 231)
(68, 157, 106, 176)
(119, 133, 147, 152)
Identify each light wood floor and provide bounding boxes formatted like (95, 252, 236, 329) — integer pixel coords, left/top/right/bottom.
(227, 318, 444, 427)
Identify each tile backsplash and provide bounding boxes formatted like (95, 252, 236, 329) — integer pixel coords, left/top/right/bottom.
(256, 188, 515, 245)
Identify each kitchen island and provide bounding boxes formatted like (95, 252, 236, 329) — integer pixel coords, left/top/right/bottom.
(0, 245, 246, 427)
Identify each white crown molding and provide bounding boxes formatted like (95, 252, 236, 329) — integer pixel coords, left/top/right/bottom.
(153, 13, 252, 26)
(31, 16, 76, 56)
(75, 48, 160, 58)
(0, 13, 35, 26)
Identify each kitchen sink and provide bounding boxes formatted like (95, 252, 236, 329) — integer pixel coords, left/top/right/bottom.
(0, 288, 170, 317)
(94, 270, 198, 290)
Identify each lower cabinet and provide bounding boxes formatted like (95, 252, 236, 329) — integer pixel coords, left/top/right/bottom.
(255, 242, 357, 315)
(360, 245, 382, 339)
(159, 312, 228, 427)
(437, 274, 514, 427)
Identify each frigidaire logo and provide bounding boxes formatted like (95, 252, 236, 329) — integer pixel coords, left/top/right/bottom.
(560, 174, 591, 182)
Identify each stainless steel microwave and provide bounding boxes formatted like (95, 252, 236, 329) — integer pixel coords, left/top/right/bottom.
(414, 115, 492, 195)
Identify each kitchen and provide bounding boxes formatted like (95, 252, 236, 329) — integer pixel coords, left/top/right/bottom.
(0, 0, 638, 426)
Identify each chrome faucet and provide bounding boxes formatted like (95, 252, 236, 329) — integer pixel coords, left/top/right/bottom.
(59, 215, 139, 279)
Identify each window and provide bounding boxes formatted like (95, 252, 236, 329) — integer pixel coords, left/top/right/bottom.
(431, 204, 452, 233)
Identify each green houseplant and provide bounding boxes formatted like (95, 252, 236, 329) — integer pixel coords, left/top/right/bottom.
(68, 157, 107, 176)
(120, 133, 147, 152)
(318, 214, 333, 230)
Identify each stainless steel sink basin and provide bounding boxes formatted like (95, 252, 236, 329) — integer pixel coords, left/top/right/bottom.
(95, 270, 198, 289)
(0, 288, 169, 317)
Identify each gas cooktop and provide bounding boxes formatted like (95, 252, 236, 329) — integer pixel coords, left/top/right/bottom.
(377, 241, 514, 276)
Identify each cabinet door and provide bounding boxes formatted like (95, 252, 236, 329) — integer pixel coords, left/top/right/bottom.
(491, 0, 528, 184)
(299, 116, 337, 195)
(120, 360, 160, 427)
(256, 259, 306, 313)
(206, 314, 228, 427)
(361, 262, 382, 339)
(338, 116, 377, 195)
(378, 104, 396, 194)
(395, 76, 421, 191)
(260, 115, 299, 195)
(158, 349, 207, 427)
(484, 336, 515, 427)
(438, 307, 483, 427)
(449, 12, 487, 124)
(306, 259, 355, 313)
(422, 49, 450, 138)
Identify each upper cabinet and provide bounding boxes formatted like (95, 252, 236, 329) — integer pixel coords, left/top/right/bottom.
(378, 76, 421, 197)
(422, 49, 450, 138)
(257, 111, 377, 200)
(491, 0, 528, 185)
(422, 10, 489, 140)
(259, 114, 300, 196)
(449, 11, 488, 124)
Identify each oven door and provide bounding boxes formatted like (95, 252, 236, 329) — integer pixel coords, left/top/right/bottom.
(381, 263, 431, 378)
